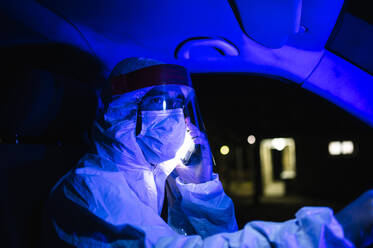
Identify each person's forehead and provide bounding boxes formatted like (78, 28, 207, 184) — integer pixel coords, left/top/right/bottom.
(143, 86, 184, 98)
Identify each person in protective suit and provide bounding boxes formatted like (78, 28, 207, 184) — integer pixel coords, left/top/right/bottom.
(44, 57, 373, 248)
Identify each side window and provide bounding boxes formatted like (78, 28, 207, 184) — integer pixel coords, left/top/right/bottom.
(192, 73, 373, 224)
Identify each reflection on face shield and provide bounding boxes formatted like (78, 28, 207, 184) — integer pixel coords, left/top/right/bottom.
(136, 85, 198, 165)
(137, 108, 186, 165)
(140, 86, 185, 111)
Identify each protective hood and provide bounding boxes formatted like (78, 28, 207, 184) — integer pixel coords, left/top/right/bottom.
(92, 84, 193, 169)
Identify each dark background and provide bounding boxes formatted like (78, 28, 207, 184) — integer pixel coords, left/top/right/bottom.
(192, 73, 373, 227)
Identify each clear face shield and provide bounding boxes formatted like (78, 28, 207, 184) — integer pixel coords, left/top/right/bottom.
(138, 83, 212, 166)
(106, 63, 214, 166)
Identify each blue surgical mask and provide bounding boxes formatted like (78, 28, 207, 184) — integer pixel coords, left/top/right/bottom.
(137, 108, 186, 165)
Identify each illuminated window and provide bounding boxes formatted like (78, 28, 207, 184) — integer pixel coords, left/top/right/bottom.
(342, 141, 354, 154)
(328, 141, 354, 155)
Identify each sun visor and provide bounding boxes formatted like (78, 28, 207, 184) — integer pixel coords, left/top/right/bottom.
(230, 0, 302, 48)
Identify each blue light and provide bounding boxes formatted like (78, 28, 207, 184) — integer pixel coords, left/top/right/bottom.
(4, 0, 373, 128)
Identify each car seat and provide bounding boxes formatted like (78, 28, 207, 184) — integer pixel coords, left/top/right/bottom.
(0, 44, 103, 248)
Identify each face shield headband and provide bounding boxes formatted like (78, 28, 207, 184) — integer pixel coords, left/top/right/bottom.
(104, 64, 193, 101)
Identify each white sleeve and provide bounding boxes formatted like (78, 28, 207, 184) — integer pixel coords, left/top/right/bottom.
(48, 171, 355, 248)
(173, 173, 238, 237)
(158, 207, 355, 248)
(164, 173, 355, 248)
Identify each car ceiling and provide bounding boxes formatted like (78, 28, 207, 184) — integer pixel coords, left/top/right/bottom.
(2, 0, 373, 127)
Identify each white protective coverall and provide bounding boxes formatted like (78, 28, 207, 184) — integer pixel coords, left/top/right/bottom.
(45, 58, 355, 248)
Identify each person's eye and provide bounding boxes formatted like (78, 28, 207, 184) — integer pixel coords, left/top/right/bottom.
(150, 97, 163, 104)
(175, 98, 184, 107)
